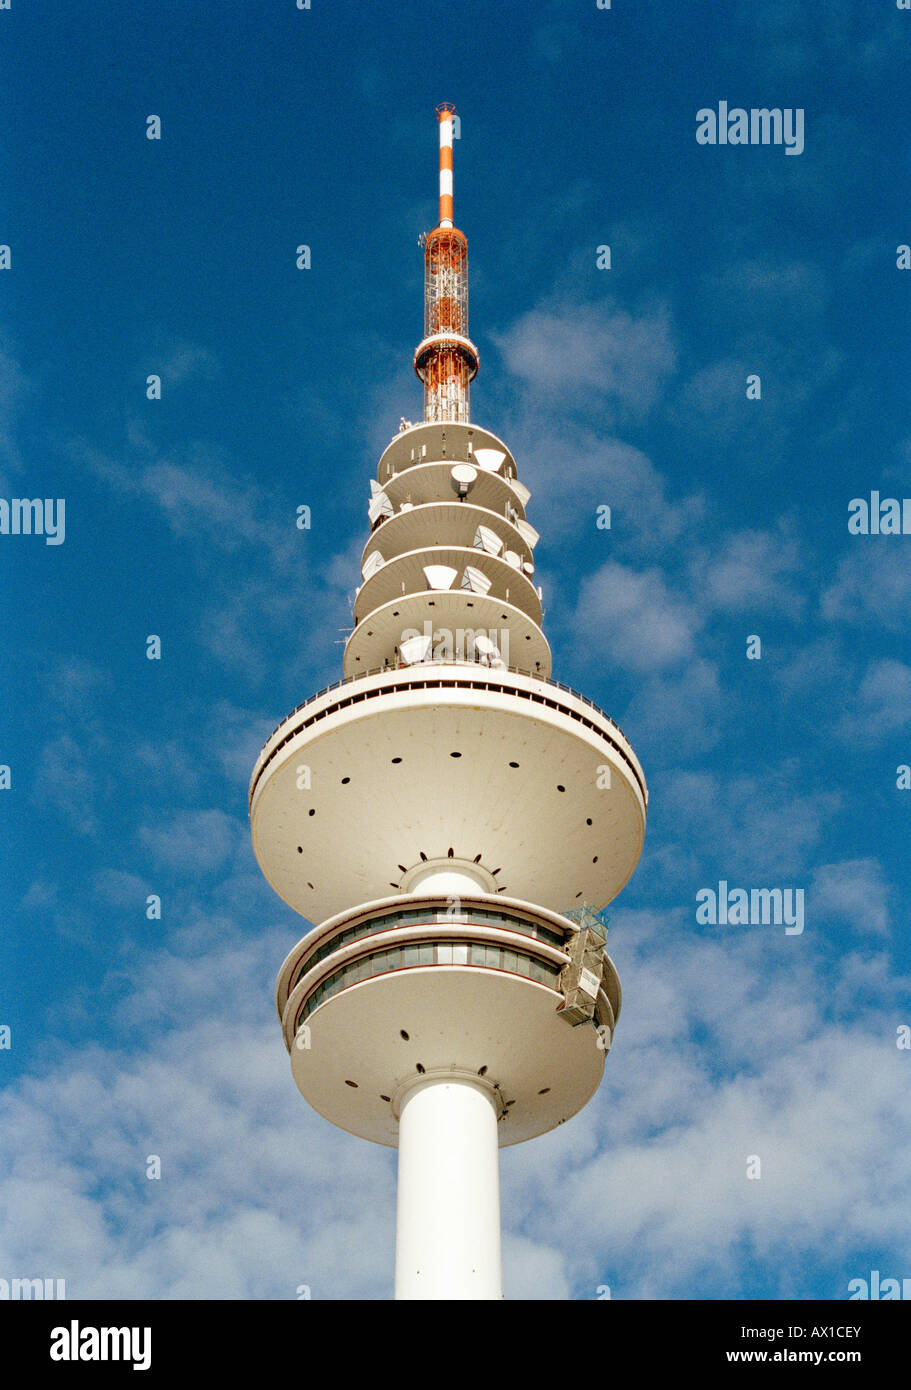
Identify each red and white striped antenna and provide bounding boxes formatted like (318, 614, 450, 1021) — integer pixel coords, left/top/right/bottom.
(437, 101, 455, 227)
(413, 103, 479, 424)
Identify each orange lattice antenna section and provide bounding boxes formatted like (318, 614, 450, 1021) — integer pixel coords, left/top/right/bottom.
(414, 104, 479, 423)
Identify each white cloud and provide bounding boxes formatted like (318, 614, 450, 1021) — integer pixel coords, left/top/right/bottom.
(658, 767, 839, 881)
(574, 562, 700, 673)
(0, 925, 397, 1300)
(32, 733, 101, 836)
(68, 438, 299, 574)
(619, 657, 723, 762)
(688, 524, 804, 614)
(501, 1233, 572, 1300)
(773, 636, 846, 701)
(132, 739, 202, 796)
(206, 700, 282, 788)
(704, 257, 829, 330)
(811, 859, 891, 937)
(492, 301, 676, 415)
(501, 911, 911, 1298)
(20, 880, 60, 911)
(0, 885, 908, 1301)
(157, 341, 218, 387)
(822, 548, 911, 634)
(504, 426, 705, 553)
(94, 869, 150, 907)
(829, 658, 911, 746)
(138, 809, 245, 874)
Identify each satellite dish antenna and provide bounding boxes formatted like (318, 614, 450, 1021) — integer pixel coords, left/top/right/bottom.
(400, 633, 432, 665)
(361, 550, 385, 581)
(450, 464, 477, 499)
(515, 518, 539, 549)
(473, 448, 506, 473)
(461, 565, 492, 596)
(473, 524, 503, 556)
(503, 550, 521, 570)
(508, 478, 531, 507)
(475, 633, 506, 669)
(368, 490, 394, 525)
(423, 564, 458, 591)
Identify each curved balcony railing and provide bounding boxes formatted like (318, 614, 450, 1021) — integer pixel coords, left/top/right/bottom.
(254, 657, 633, 759)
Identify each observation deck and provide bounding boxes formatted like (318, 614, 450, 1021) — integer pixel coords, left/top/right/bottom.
(249, 660, 647, 926)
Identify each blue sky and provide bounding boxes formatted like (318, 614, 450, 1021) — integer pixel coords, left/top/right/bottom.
(1, 0, 910, 1299)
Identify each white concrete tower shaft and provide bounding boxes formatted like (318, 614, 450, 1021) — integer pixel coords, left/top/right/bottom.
(395, 1074, 502, 1299)
(392, 862, 502, 1298)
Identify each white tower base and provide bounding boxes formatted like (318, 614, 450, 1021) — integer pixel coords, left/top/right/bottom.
(394, 1072, 503, 1300)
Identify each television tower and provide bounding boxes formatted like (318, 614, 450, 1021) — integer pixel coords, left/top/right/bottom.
(249, 104, 647, 1300)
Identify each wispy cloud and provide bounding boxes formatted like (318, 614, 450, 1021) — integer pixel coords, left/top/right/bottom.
(688, 523, 805, 615)
(657, 767, 839, 882)
(573, 562, 701, 673)
(837, 658, 911, 744)
(138, 809, 246, 875)
(155, 340, 219, 388)
(492, 300, 676, 417)
(822, 549, 911, 635)
(67, 438, 300, 573)
(2, 891, 907, 1300)
(32, 733, 102, 836)
(811, 859, 891, 938)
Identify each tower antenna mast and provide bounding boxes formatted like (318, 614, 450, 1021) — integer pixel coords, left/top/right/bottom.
(413, 103, 479, 425)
